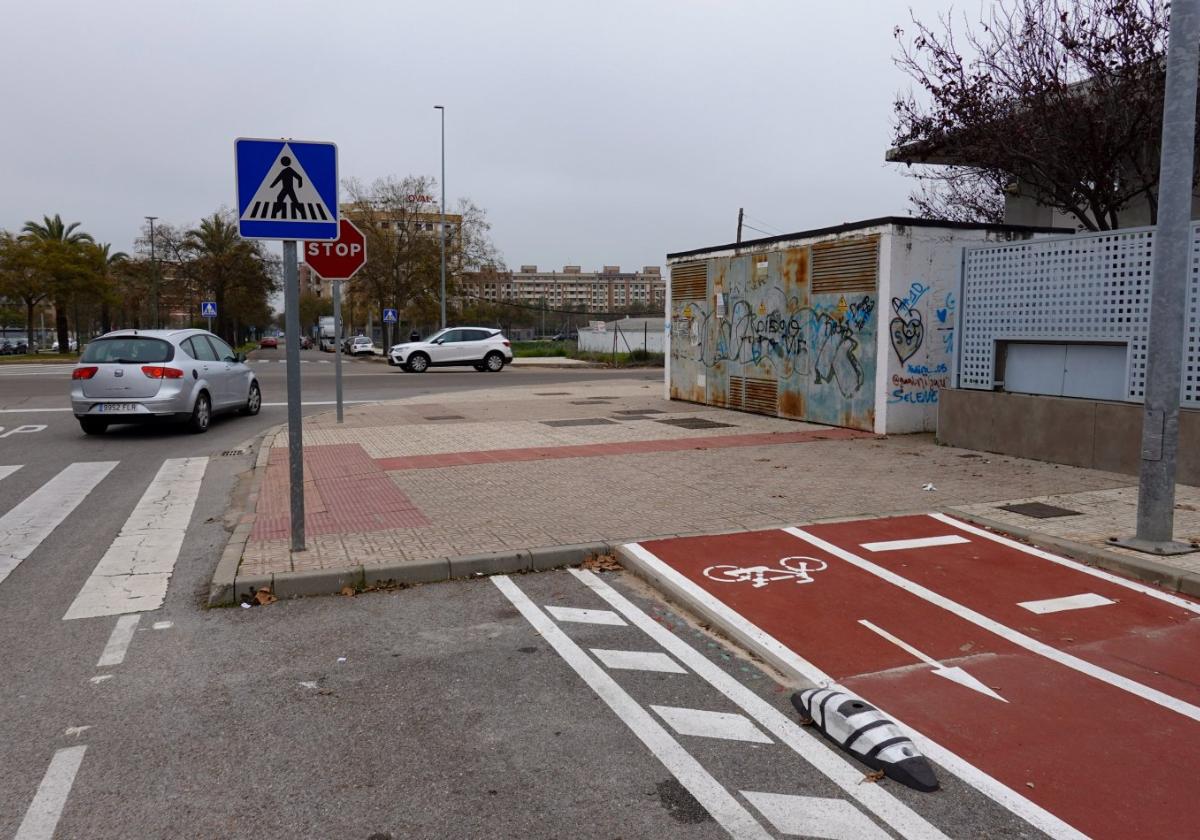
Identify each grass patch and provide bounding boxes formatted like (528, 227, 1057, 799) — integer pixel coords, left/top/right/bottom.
(571, 350, 665, 368)
(511, 340, 573, 358)
(0, 353, 78, 365)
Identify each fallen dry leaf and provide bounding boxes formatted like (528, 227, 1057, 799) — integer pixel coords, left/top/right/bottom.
(582, 553, 622, 572)
(340, 586, 356, 597)
(253, 587, 277, 606)
(861, 770, 886, 784)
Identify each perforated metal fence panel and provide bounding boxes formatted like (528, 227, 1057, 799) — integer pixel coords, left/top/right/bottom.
(958, 226, 1200, 405)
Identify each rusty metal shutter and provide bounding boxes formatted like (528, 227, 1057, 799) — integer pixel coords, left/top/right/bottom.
(670, 262, 707, 300)
(728, 376, 778, 415)
(811, 235, 879, 294)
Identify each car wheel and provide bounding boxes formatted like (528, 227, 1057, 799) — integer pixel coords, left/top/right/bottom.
(188, 391, 211, 434)
(407, 352, 430, 373)
(79, 417, 107, 436)
(240, 381, 261, 416)
(484, 352, 505, 372)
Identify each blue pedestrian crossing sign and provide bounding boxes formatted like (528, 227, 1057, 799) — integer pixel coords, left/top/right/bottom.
(235, 138, 338, 241)
(201, 301, 218, 319)
(383, 308, 398, 324)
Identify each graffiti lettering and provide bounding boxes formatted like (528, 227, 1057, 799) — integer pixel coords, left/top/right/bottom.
(905, 362, 947, 375)
(896, 281, 931, 312)
(888, 387, 940, 404)
(889, 296, 924, 364)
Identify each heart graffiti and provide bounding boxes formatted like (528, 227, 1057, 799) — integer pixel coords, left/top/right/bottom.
(889, 299, 924, 363)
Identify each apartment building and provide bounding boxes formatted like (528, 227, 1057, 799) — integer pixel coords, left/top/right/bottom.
(460, 265, 664, 313)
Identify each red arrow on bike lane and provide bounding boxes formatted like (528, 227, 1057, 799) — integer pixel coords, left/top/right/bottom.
(628, 521, 1200, 840)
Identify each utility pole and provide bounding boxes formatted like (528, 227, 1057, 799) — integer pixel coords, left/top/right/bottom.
(145, 216, 159, 328)
(435, 105, 447, 329)
(736, 207, 744, 243)
(1114, 0, 1200, 556)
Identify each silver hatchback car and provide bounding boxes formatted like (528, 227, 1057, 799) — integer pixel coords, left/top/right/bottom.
(70, 329, 261, 435)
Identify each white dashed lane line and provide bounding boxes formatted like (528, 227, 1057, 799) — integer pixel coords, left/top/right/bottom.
(13, 745, 87, 840)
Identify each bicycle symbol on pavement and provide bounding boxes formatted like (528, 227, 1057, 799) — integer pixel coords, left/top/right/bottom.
(702, 556, 828, 588)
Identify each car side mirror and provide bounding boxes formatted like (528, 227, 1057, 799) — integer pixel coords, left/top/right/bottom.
(236, 352, 247, 363)
(433, 338, 444, 345)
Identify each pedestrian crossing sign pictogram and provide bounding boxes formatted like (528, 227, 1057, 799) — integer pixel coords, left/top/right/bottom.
(201, 301, 217, 318)
(235, 138, 338, 241)
(383, 308, 398, 324)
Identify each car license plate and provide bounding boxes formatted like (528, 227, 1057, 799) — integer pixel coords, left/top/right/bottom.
(96, 403, 137, 413)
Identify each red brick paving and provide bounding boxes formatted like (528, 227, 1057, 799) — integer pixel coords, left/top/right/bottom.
(373, 427, 872, 472)
(253, 443, 429, 540)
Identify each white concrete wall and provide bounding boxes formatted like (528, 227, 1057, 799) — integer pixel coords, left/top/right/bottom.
(577, 323, 665, 354)
(880, 226, 1045, 433)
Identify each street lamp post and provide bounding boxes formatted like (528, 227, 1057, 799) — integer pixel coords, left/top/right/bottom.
(435, 105, 446, 330)
(145, 216, 159, 328)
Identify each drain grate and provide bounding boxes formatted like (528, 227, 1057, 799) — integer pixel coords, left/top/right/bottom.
(221, 449, 246, 457)
(998, 502, 1083, 519)
(534, 392, 571, 396)
(654, 417, 735, 430)
(424, 415, 465, 421)
(541, 418, 618, 427)
(614, 409, 666, 415)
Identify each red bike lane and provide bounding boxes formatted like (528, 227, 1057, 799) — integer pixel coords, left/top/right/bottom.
(632, 518, 1200, 840)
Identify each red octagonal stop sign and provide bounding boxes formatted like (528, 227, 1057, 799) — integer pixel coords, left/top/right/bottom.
(304, 219, 367, 279)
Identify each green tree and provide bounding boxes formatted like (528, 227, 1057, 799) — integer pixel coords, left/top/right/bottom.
(0, 233, 48, 349)
(20, 214, 96, 353)
(184, 212, 278, 344)
(85, 243, 128, 335)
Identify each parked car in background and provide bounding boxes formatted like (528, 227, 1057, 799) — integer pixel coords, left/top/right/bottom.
(301, 335, 314, 350)
(70, 329, 260, 435)
(350, 336, 376, 356)
(259, 336, 279, 349)
(51, 338, 78, 352)
(388, 327, 512, 373)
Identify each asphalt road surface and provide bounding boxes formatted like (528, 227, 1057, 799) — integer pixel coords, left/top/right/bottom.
(0, 349, 1037, 839)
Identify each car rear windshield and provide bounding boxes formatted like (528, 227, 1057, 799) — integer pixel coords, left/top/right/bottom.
(80, 337, 174, 364)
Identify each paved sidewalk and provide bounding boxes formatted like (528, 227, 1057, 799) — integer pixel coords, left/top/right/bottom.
(209, 376, 1200, 601)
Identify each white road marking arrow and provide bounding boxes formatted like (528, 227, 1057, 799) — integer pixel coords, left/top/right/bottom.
(858, 619, 1007, 702)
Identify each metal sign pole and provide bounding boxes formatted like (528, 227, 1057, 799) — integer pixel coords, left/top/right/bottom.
(1118, 0, 1200, 555)
(282, 240, 306, 551)
(333, 279, 344, 424)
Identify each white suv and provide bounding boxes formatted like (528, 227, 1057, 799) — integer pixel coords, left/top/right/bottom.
(389, 327, 513, 373)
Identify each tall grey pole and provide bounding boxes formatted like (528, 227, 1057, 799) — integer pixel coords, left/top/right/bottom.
(436, 104, 447, 329)
(145, 216, 158, 328)
(333, 279, 344, 424)
(1119, 0, 1200, 555)
(282, 240, 305, 552)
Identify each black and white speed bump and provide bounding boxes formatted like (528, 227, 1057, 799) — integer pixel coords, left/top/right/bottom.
(792, 688, 939, 792)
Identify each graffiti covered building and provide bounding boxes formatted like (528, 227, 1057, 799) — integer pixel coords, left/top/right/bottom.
(665, 217, 1065, 434)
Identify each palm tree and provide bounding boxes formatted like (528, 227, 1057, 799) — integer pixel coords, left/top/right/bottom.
(93, 243, 128, 333)
(21, 214, 94, 352)
(186, 212, 280, 344)
(21, 214, 94, 246)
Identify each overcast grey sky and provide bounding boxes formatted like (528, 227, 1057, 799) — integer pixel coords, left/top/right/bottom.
(0, 0, 953, 271)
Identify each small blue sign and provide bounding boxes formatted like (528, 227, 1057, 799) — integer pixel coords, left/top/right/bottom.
(201, 301, 218, 318)
(235, 138, 338, 241)
(382, 308, 398, 324)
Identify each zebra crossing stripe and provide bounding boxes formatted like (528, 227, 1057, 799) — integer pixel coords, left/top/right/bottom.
(63, 457, 208, 621)
(0, 462, 118, 587)
(0, 464, 21, 482)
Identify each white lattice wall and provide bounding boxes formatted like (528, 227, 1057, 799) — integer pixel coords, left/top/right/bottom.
(959, 225, 1200, 405)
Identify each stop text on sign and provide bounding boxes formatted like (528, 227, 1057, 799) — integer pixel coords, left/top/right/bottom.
(306, 241, 362, 258)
